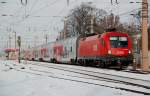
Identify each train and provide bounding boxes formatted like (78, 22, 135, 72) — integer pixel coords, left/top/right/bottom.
(22, 31, 133, 69)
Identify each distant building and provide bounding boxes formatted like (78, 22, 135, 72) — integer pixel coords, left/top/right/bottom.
(4, 48, 18, 60)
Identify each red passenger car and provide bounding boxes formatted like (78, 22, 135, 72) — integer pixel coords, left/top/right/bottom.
(53, 44, 63, 62)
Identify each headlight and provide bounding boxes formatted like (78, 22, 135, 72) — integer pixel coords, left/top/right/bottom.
(108, 50, 111, 54)
(128, 50, 131, 54)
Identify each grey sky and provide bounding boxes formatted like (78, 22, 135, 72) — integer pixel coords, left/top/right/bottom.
(0, 0, 148, 52)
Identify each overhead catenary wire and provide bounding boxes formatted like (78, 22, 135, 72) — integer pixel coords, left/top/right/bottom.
(27, 0, 59, 16)
(0, 1, 25, 34)
(118, 8, 141, 16)
(11, 0, 60, 26)
(1, 0, 149, 46)
(28, 0, 39, 14)
(4, 0, 143, 26)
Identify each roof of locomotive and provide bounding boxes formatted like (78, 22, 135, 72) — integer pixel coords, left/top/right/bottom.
(80, 32, 129, 41)
(103, 31, 129, 35)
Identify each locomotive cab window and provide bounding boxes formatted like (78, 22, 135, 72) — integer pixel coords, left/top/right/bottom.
(110, 36, 128, 48)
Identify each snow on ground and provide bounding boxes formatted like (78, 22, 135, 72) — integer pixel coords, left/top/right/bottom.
(0, 60, 149, 96)
(27, 60, 150, 81)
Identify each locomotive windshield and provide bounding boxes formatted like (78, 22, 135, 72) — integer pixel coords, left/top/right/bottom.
(110, 36, 128, 48)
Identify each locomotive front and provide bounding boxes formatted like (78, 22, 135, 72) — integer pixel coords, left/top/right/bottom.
(104, 32, 133, 67)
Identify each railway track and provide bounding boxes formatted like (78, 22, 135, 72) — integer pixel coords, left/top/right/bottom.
(21, 61, 150, 95)
(3, 61, 150, 95)
(29, 60, 150, 74)
(25, 68, 150, 95)
(26, 61, 150, 88)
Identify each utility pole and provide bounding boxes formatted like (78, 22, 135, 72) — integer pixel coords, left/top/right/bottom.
(67, 0, 69, 6)
(90, 7, 94, 34)
(9, 36, 11, 48)
(64, 16, 68, 38)
(141, 0, 149, 72)
(34, 36, 37, 47)
(17, 36, 21, 63)
(13, 31, 17, 49)
(85, 1, 94, 34)
(6, 40, 9, 48)
(45, 34, 48, 44)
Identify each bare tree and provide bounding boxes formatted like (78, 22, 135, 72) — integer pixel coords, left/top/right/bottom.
(98, 13, 122, 31)
(58, 4, 141, 40)
(66, 3, 107, 37)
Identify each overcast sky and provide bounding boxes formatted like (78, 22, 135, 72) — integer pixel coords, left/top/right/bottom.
(0, 0, 149, 52)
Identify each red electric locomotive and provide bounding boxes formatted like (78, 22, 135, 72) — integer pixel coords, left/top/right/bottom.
(77, 32, 133, 68)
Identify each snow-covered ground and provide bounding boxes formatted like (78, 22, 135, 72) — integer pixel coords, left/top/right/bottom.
(25, 60, 150, 81)
(0, 60, 150, 96)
